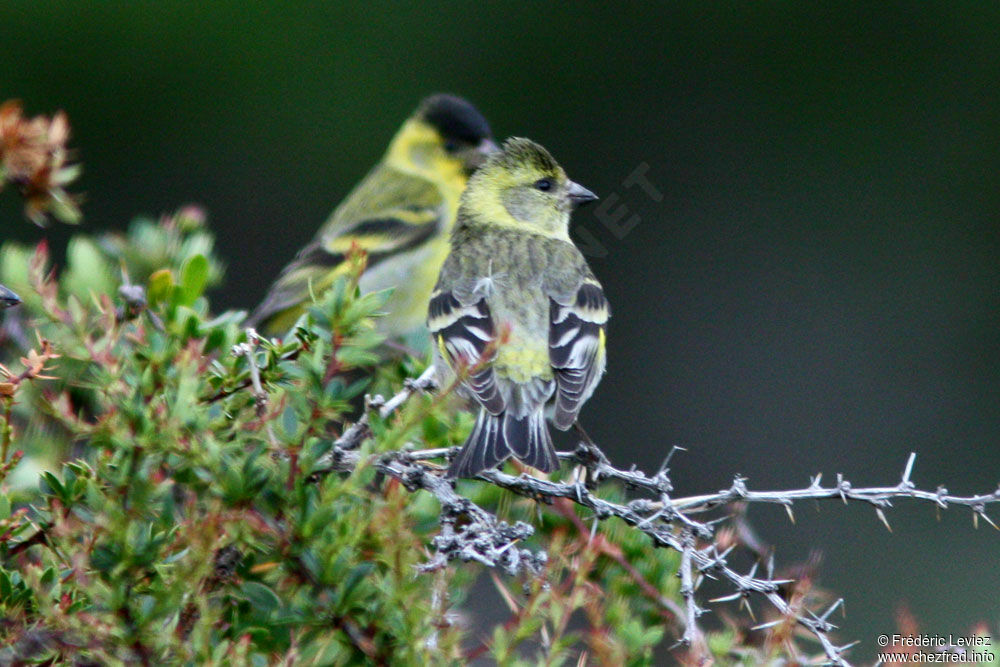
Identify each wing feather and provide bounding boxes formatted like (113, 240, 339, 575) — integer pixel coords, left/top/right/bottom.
(248, 164, 447, 330)
(428, 289, 505, 415)
(549, 277, 609, 430)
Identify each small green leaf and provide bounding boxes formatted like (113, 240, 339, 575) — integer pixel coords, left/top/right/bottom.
(39, 567, 56, 588)
(0, 571, 11, 599)
(148, 268, 175, 307)
(40, 472, 66, 499)
(338, 562, 374, 606)
(242, 581, 281, 615)
(63, 236, 114, 296)
(178, 253, 209, 306)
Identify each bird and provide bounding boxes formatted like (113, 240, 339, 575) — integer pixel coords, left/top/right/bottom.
(0, 284, 21, 309)
(428, 137, 609, 479)
(248, 94, 497, 341)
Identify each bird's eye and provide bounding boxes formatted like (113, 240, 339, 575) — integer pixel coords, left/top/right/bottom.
(443, 141, 459, 154)
(534, 178, 553, 191)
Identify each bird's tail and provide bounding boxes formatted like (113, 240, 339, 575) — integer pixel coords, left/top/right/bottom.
(447, 409, 558, 479)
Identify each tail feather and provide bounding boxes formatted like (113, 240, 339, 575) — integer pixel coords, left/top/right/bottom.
(504, 412, 558, 473)
(447, 410, 559, 479)
(447, 410, 507, 479)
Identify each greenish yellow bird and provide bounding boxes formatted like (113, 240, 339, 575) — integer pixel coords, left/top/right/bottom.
(428, 137, 609, 479)
(248, 94, 496, 338)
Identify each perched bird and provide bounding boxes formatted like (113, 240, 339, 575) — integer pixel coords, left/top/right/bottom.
(248, 94, 496, 339)
(0, 285, 21, 309)
(428, 137, 609, 478)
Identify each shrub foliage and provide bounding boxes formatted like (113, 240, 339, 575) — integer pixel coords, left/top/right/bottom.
(0, 211, 716, 665)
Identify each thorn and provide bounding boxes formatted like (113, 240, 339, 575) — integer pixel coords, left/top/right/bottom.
(820, 598, 845, 621)
(971, 505, 998, 530)
(784, 503, 796, 524)
(636, 506, 665, 528)
(902, 452, 916, 483)
(739, 596, 756, 621)
(751, 619, 784, 631)
(730, 475, 748, 497)
(658, 445, 685, 474)
(767, 578, 795, 587)
(494, 540, 516, 555)
(699, 545, 734, 573)
(807, 609, 839, 632)
(876, 507, 892, 532)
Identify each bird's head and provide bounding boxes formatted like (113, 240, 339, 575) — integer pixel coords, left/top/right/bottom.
(389, 94, 496, 182)
(0, 284, 21, 310)
(460, 137, 598, 238)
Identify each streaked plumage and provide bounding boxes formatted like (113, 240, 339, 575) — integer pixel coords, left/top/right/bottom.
(429, 137, 609, 478)
(248, 95, 496, 338)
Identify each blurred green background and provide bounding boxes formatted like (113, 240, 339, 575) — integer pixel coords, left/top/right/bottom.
(4, 2, 999, 660)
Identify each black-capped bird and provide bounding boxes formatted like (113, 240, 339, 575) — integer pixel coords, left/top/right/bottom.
(248, 95, 496, 339)
(428, 138, 609, 478)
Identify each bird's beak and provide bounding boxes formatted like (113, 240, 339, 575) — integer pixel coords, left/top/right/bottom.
(0, 285, 21, 310)
(465, 138, 499, 170)
(566, 180, 599, 208)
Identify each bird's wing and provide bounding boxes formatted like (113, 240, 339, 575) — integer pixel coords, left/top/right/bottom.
(547, 274, 610, 430)
(427, 287, 505, 415)
(314, 162, 449, 261)
(248, 163, 447, 329)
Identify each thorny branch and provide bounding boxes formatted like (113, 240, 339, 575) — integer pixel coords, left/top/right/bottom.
(309, 368, 1000, 666)
(231, 331, 268, 417)
(678, 529, 708, 662)
(333, 364, 438, 451)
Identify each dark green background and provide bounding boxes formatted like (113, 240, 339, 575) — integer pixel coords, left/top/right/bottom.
(4, 2, 999, 660)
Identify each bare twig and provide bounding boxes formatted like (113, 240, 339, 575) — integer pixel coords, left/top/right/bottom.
(671, 452, 1000, 529)
(231, 332, 268, 418)
(381, 452, 545, 577)
(677, 529, 709, 663)
(333, 364, 438, 451)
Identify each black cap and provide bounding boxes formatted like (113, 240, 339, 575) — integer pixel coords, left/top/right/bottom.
(418, 94, 492, 144)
